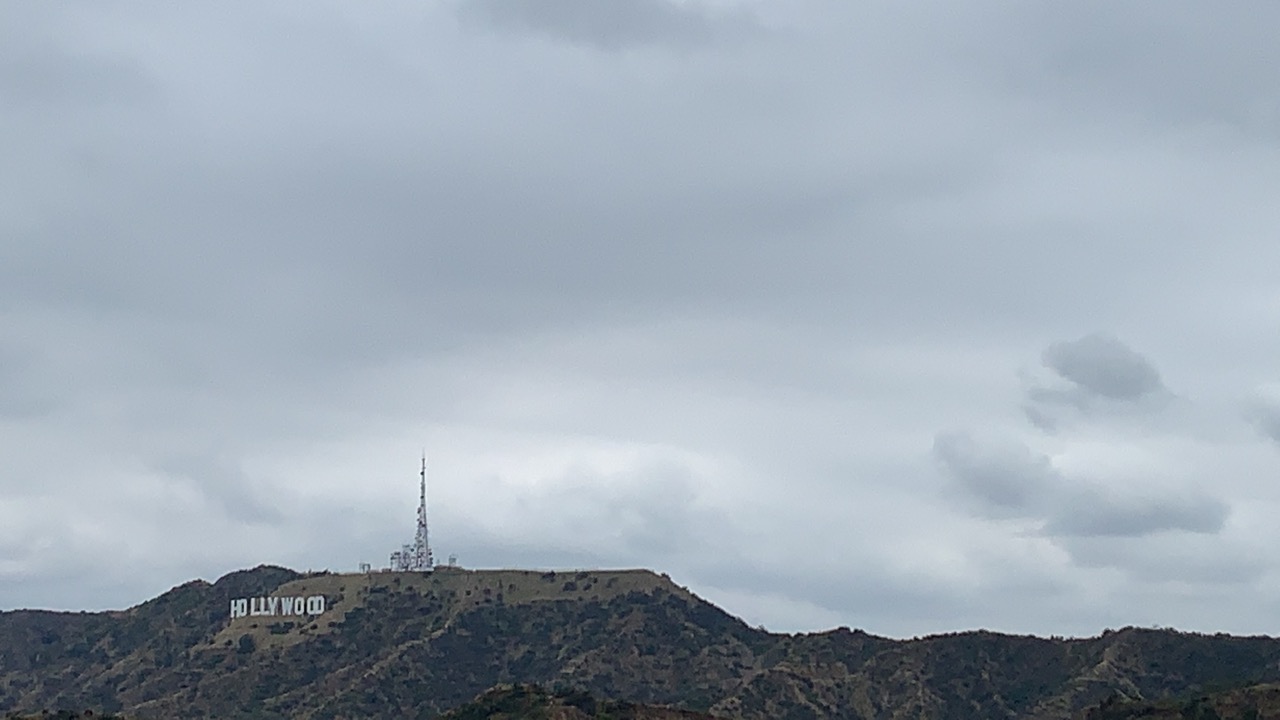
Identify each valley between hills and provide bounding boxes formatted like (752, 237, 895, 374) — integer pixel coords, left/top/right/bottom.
(3, 565, 1280, 719)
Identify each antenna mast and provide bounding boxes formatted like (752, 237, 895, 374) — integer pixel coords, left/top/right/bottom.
(389, 452, 435, 572)
(415, 451, 433, 570)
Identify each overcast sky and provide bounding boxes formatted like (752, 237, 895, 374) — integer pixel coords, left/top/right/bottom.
(4, 1, 1280, 639)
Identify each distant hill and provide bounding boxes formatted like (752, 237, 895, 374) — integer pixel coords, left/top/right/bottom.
(3, 565, 1280, 719)
(440, 684, 719, 719)
(4, 714, 127, 720)
(1082, 682, 1280, 719)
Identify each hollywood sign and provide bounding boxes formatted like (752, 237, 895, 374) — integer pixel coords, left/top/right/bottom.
(229, 595, 326, 619)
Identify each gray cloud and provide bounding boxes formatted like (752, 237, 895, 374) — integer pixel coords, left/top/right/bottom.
(0, 343, 55, 420)
(932, 432, 1055, 515)
(0, 5, 156, 110)
(1045, 493, 1228, 538)
(0, 48, 155, 110)
(991, 4, 1280, 140)
(455, 0, 742, 50)
(1042, 333, 1165, 402)
(934, 432, 1230, 544)
(1020, 402, 1061, 433)
(152, 453, 285, 526)
(1060, 535, 1264, 585)
(1021, 333, 1171, 430)
(1245, 389, 1280, 447)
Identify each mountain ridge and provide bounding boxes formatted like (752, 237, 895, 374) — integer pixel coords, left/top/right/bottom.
(3, 565, 1280, 719)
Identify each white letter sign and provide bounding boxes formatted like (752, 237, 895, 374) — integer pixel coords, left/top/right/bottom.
(229, 594, 327, 620)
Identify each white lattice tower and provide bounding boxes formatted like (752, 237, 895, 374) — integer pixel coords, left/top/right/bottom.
(388, 453, 435, 572)
(414, 453, 434, 570)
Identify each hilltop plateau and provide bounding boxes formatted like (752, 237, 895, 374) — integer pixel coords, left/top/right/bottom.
(3, 565, 1280, 719)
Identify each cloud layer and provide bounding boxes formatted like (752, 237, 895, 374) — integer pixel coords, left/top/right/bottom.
(4, 1, 1280, 638)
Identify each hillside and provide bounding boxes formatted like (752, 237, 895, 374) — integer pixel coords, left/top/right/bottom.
(1082, 682, 1280, 719)
(3, 565, 1280, 719)
(441, 684, 720, 719)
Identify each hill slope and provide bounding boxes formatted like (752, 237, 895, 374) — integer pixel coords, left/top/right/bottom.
(1082, 682, 1280, 719)
(441, 684, 720, 720)
(3, 565, 1280, 719)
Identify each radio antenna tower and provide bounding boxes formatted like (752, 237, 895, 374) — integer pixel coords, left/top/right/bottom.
(415, 452, 433, 569)
(389, 452, 435, 572)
